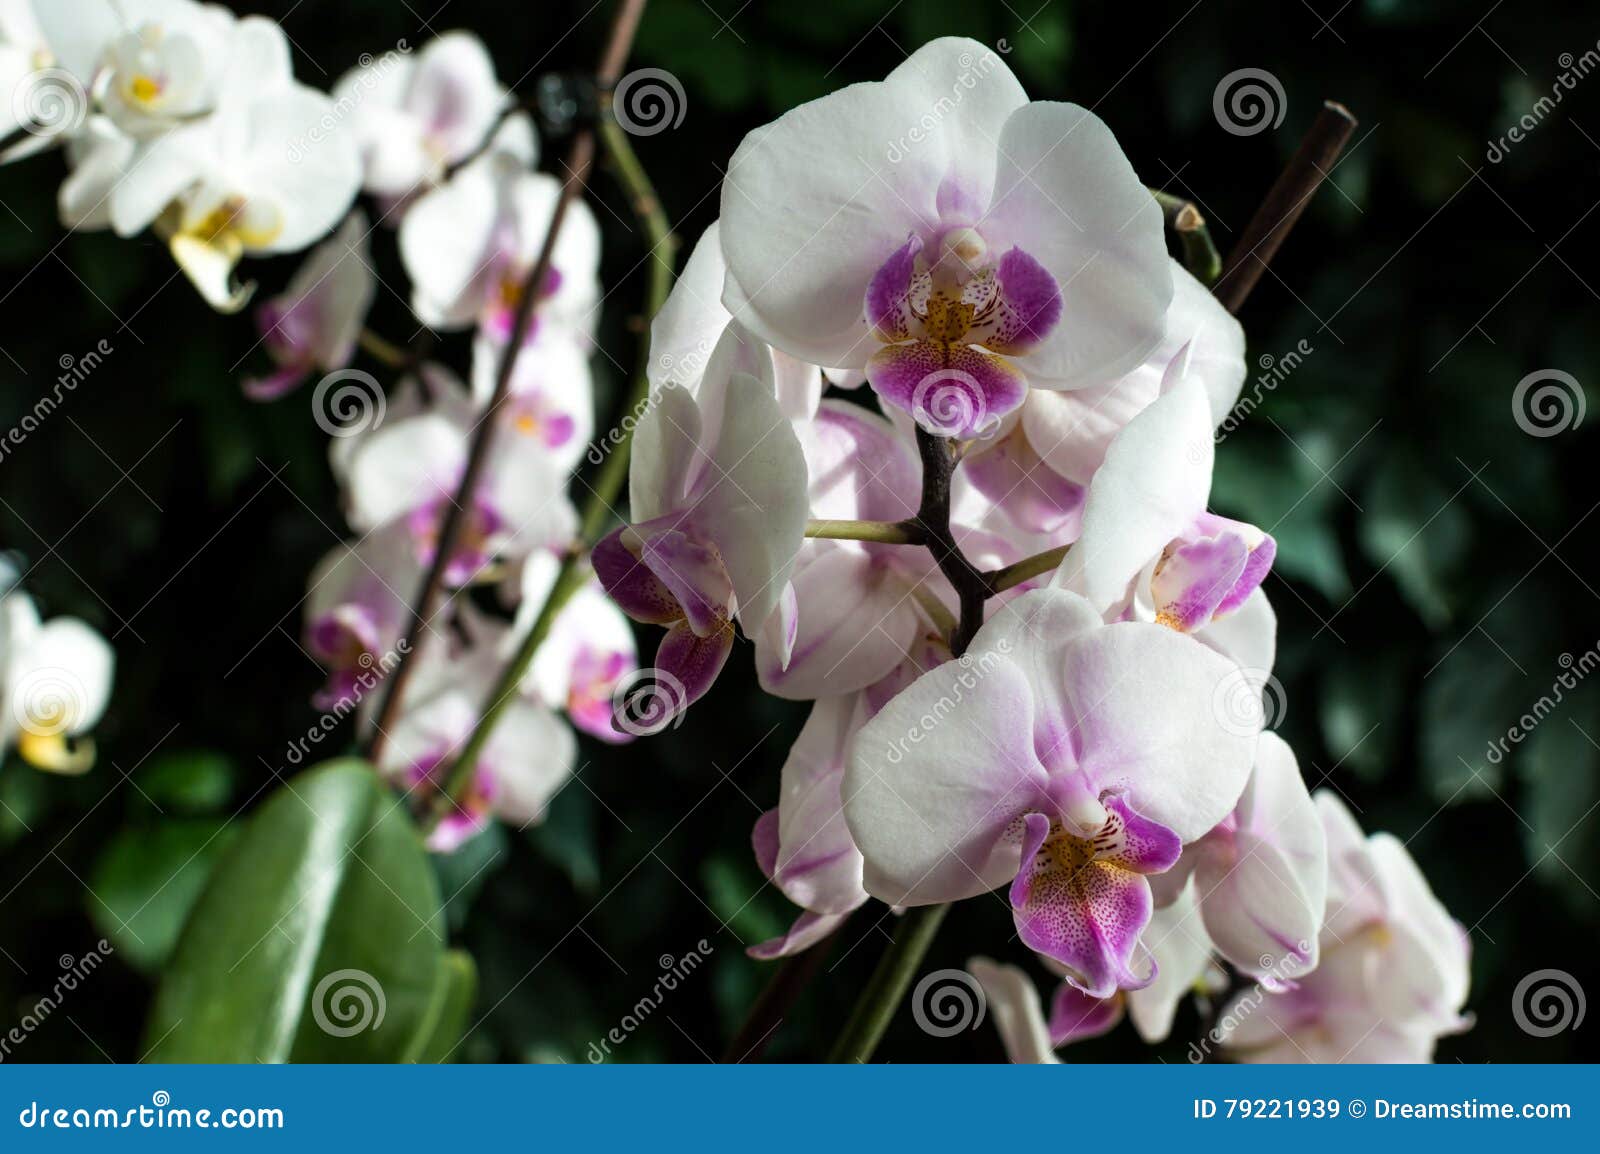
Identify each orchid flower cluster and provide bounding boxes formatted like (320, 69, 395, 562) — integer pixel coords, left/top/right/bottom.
(265, 38, 638, 851)
(596, 38, 1473, 1061)
(5, 2, 1473, 1063)
(3, 1, 638, 845)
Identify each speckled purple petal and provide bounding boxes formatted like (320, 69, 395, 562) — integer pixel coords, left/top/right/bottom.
(648, 618, 734, 722)
(969, 247, 1063, 355)
(629, 517, 735, 638)
(865, 235, 923, 341)
(593, 526, 684, 626)
(1009, 811, 1159, 998)
(866, 341, 1027, 439)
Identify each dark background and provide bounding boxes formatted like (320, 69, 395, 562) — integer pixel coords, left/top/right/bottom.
(3, 0, 1596, 1062)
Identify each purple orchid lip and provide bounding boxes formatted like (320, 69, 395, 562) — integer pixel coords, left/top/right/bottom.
(861, 233, 1062, 438)
(1008, 795, 1181, 998)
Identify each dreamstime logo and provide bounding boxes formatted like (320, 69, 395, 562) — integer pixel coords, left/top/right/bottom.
(886, 41, 1012, 163)
(912, 968, 986, 1038)
(611, 68, 686, 136)
(1485, 644, 1600, 765)
(1215, 339, 1314, 441)
(1213, 68, 1286, 137)
(1512, 968, 1585, 1037)
(10, 67, 88, 139)
(312, 369, 386, 438)
(586, 939, 713, 1061)
(1211, 666, 1286, 738)
(1186, 941, 1313, 1061)
(11, 666, 88, 738)
(310, 968, 386, 1038)
(611, 667, 687, 736)
(910, 369, 998, 438)
(884, 642, 1010, 764)
(1511, 369, 1585, 437)
(1, 338, 113, 463)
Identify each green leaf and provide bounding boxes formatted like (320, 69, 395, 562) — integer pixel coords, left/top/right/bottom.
(88, 818, 237, 973)
(143, 759, 445, 1062)
(1357, 458, 1470, 630)
(1517, 706, 1600, 920)
(1419, 640, 1524, 800)
(409, 950, 478, 1064)
(136, 751, 235, 814)
(1318, 655, 1405, 782)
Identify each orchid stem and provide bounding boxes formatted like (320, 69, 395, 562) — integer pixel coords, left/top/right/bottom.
(805, 518, 924, 545)
(426, 90, 677, 835)
(985, 543, 1071, 594)
(365, 0, 652, 766)
(358, 328, 411, 369)
(1152, 189, 1222, 285)
(825, 903, 949, 1063)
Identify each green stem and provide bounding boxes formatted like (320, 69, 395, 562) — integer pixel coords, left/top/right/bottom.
(826, 903, 949, 1063)
(986, 542, 1071, 594)
(1152, 189, 1222, 285)
(805, 518, 923, 545)
(427, 112, 677, 834)
(358, 328, 411, 369)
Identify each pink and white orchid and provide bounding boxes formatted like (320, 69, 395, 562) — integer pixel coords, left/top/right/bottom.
(844, 587, 1258, 998)
(399, 150, 598, 344)
(377, 670, 576, 853)
(509, 550, 638, 744)
(649, 221, 823, 422)
(749, 693, 870, 958)
(341, 368, 577, 585)
(244, 210, 376, 400)
(1151, 730, 1327, 982)
(333, 31, 519, 199)
(1217, 792, 1472, 1063)
(961, 261, 1246, 537)
(1054, 367, 1276, 640)
(594, 358, 808, 724)
(719, 38, 1172, 438)
(302, 526, 421, 713)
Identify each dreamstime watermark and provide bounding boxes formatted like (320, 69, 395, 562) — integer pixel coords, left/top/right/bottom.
(1211, 666, 1287, 738)
(1511, 968, 1585, 1037)
(1213, 68, 1286, 137)
(287, 41, 411, 164)
(1485, 643, 1600, 765)
(885, 40, 1012, 163)
(1511, 368, 1585, 437)
(8, 67, 88, 141)
(16, 1091, 283, 1130)
(611, 68, 686, 136)
(284, 638, 410, 765)
(1186, 943, 1313, 1062)
(0, 339, 113, 463)
(310, 968, 386, 1038)
(1214, 339, 1313, 442)
(0, 940, 115, 1062)
(312, 368, 387, 438)
(1486, 45, 1600, 162)
(912, 968, 987, 1038)
(910, 368, 1002, 438)
(884, 641, 1012, 765)
(586, 940, 714, 1061)
(610, 667, 688, 737)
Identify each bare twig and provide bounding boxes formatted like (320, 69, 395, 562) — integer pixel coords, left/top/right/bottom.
(1212, 101, 1358, 314)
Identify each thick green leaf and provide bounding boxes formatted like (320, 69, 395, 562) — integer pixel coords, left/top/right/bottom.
(144, 759, 444, 1062)
(1516, 689, 1600, 920)
(409, 950, 479, 1064)
(88, 818, 236, 973)
(1358, 458, 1470, 630)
